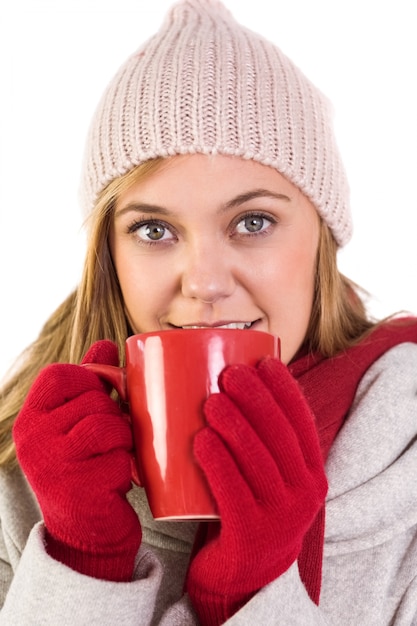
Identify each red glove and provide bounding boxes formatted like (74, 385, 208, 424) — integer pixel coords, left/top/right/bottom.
(185, 357, 328, 625)
(13, 340, 141, 582)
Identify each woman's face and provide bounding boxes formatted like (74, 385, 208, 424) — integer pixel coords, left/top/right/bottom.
(110, 154, 320, 363)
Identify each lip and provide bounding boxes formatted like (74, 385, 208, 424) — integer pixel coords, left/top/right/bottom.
(170, 319, 261, 330)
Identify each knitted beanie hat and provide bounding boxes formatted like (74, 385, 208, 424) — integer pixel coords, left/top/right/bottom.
(80, 0, 352, 246)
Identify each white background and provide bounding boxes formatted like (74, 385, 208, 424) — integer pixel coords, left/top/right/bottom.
(1, 0, 416, 381)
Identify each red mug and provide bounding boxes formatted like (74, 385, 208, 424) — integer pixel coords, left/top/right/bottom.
(84, 328, 280, 520)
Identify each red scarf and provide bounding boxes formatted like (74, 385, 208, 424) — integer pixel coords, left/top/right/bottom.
(290, 317, 417, 604)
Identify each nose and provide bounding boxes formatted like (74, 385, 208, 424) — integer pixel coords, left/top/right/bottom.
(180, 240, 236, 303)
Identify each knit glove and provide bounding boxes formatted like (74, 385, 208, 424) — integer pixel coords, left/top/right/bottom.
(13, 340, 141, 582)
(185, 357, 328, 625)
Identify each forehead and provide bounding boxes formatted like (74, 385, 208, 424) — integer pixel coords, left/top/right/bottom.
(115, 154, 301, 210)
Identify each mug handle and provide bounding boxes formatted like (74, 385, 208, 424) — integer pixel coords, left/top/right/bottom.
(82, 362, 142, 486)
(82, 362, 127, 401)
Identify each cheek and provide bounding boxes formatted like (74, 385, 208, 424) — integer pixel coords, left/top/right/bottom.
(119, 264, 155, 310)
(263, 242, 316, 294)
(110, 241, 145, 321)
(112, 250, 177, 330)
(292, 246, 317, 293)
(265, 242, 317, 362)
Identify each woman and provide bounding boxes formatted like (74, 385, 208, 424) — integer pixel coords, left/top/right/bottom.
(1, 0, 417, 623)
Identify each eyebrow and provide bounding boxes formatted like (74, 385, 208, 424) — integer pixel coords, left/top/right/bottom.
(114, 188, 291, 219)
(223, 189, 291, 211)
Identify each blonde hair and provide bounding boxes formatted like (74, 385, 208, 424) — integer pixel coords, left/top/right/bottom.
(305, 221, 374, 357)
(0, 159, 374, 468)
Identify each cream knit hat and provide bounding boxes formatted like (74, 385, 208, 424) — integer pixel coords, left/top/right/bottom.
(80, 0, 352, 246)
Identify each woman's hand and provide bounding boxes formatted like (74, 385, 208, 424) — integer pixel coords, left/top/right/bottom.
(185, 357, 327, 625)
(13, 340, 141, 582)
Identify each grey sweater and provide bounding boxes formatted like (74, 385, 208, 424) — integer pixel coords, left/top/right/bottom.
(1, 343, 417, 625)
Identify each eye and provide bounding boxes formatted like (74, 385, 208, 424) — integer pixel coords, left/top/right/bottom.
(234, 213, 275, 236)
(128, 219, 176, 244)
